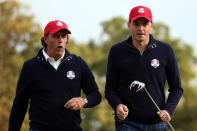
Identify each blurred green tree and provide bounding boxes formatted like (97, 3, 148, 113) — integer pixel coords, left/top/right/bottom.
(0, 0, 42, 130)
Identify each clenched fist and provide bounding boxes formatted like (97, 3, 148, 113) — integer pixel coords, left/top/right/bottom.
(64, 97, 85, 111)
(116, 104, 129, 120)
(157, 110, 171, 122)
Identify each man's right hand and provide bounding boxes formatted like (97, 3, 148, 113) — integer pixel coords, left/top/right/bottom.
(64, 97, 85, 111)
(116, 104, 129, 120)
(157, 110, 171, 122)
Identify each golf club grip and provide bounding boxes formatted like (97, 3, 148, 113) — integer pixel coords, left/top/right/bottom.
(144, 88, 175, 131)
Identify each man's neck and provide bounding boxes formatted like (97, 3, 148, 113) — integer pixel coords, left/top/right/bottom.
(43, 49, 65, 61)
(132, 39, 149, 54)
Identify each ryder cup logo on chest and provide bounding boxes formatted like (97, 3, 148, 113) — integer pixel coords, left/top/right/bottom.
(66, 70, 75, 80)
(151, 59, 160, 68)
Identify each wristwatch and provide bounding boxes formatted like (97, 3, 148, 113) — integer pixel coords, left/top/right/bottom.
(83, 97, 88, 107)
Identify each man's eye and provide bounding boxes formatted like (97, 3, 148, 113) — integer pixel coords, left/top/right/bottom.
(143, 23, 148, 26)
(53, 35, 59, 38)
(134, 22, 139, 26)
(61, 34, 67, 38)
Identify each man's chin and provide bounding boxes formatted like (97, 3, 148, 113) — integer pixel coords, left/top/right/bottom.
(56, 51, 64, 57)
(137, 36, 145, 40)
(137, 39, 145, 42)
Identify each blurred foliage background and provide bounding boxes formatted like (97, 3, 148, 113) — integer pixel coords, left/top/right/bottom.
(0, 0, 197, 131)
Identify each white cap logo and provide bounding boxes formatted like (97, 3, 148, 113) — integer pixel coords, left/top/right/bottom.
(56, 22, 63, 26)
(138, 8, 145, 13)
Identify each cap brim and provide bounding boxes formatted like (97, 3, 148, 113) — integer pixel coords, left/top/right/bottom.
(49, 27, 71, 34)
(130, 16, 152, 22)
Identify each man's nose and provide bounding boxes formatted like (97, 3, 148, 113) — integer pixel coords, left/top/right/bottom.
(138, 25, 144, 30)
(57, 36, 64, 41)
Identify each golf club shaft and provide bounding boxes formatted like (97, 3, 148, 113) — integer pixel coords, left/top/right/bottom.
(144, 87, 175, 131)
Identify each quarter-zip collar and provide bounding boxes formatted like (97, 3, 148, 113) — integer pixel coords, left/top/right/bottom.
(42, 49, 65, 62)
(42, 49, 65, 70)
(36, 48, 72, 70)
(126, 34, 158, 55)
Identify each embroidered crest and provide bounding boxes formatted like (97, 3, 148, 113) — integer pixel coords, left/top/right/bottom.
(56, 21, 63, 26)
(138, 8, 145, 13)
(151, 59, 160, 68)
(67, 70, 75, 79)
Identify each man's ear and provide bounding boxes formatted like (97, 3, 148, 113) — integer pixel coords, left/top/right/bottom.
(43, 36, 48, 45)
(149, 22, 154, 32)
(151, 22, 154, 29)
(128, 21, 131, 28)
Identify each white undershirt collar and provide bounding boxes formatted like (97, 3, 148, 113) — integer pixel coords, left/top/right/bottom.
(42, 49, 65, 70)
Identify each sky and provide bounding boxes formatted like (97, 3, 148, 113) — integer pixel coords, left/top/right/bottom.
(17, 0, 197, 55)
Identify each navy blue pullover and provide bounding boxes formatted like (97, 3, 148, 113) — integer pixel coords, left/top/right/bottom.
(105, 35, 183, 124)
(9, 49, 101, 131)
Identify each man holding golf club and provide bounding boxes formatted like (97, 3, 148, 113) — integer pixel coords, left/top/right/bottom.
(105, 6, 183, 131)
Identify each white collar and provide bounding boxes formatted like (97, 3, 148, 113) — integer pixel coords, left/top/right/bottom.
(42, 49, 65, 62)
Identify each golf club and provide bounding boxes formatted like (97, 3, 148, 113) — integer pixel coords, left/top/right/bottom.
(130, 80, 175, 131)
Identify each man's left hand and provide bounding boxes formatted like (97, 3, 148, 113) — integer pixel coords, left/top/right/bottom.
(64, 97, 85, 111)
(157, 110, 171, 122)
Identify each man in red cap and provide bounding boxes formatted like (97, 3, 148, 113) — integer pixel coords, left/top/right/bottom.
(105, 6, 183, 130)
(9, 20, 101, 131)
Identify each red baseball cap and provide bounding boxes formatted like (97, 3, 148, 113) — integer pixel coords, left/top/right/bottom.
(129, 6, 153, 23)
(44, 20, 71, 36)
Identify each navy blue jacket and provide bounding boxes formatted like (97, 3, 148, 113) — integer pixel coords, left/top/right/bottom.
(105, 35, 183, 124)
(9, 49, 101, 131)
